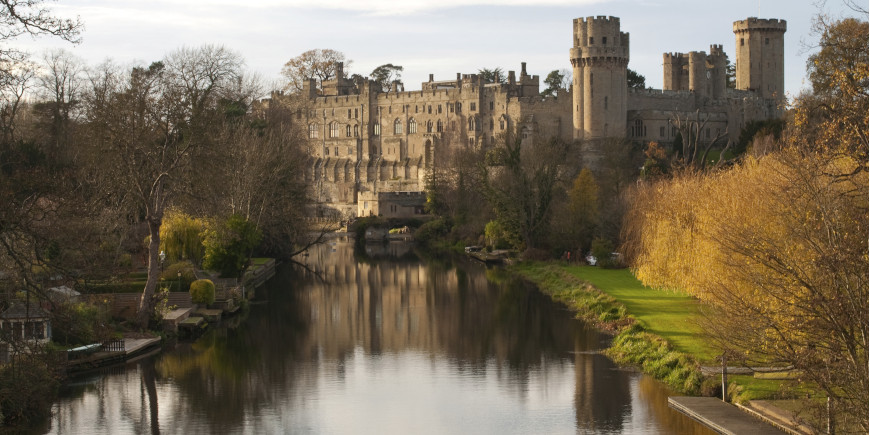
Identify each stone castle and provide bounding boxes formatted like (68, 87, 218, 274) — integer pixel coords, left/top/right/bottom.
(263, 16, 786, 218)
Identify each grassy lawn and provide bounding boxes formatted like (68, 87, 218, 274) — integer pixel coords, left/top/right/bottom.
(563, 265, 720, 363)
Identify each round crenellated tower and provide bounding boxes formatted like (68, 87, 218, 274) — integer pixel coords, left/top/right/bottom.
(733, 17, 787, 100)
(570, 16, 629, 141)
(708, 44, 727, 99)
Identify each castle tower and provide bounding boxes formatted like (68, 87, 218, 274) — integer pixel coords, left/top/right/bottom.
(688, 51, 708, 99)
(708, 45, 727, 99)
(570, 16, 629, 141)
(733, 17, 787, 99)
(662, 53, 683, 91)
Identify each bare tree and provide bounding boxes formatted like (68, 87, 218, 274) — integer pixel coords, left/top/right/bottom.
(669, 110, 731, 170)
(0, 0, 82, 71)
(280, 48, 350, 93)
(0, 59, 34, 145)
(82, 46, 245, 327)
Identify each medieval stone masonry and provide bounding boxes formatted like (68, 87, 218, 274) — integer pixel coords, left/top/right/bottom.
(263, 15, 786, 218)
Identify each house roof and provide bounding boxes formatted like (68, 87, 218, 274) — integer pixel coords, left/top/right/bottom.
(1, 301, 49, 319)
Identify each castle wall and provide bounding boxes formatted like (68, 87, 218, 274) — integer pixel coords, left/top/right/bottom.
(265, 15, 788, 217)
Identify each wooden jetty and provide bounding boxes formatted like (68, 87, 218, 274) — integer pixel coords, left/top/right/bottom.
(669, 396, 789, 434)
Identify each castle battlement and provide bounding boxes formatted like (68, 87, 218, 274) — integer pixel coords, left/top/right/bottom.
(733, 17, 787, 32)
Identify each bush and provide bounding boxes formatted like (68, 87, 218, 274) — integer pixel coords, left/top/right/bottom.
(202, 215, 262, 278)
(50, 302, 112, 346)
(0, 351, 62, 426)
(160, 261, 196, 292)
(414, 217, 452, 246)
(189, 279, 215, 306)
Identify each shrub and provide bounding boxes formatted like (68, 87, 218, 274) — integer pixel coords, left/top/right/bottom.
(160, 261, 196, 292)
(189, 279, 215, 306)
(414, 217, 452, 246)
(0, 351, 61, 426)
(201, 215, 262, 278)
(50, 302, 112, 346)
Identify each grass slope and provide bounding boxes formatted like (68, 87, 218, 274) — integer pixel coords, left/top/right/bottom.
(563, 265, 719, 363)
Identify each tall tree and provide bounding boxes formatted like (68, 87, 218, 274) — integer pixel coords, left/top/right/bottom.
(82, 45, 245, 327)
(370, 63, 403, 92)
(478, 67, 505, 84)
(626, 68, 646, 89)
(33, 48, 84, 160)
(482, 129, 571, 251)
(541, 69, 571, 96)
(792, 16, 868, 173)
(280, 49, 350, 92)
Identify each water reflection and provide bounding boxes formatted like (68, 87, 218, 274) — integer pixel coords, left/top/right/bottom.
(46, 237, 713, 434)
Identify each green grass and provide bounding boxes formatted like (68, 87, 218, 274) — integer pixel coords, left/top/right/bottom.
(250, 257, 272, 266)
(563, 265, 719, 363)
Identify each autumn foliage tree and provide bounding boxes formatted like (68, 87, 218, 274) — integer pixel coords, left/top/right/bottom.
(623, 15, 869, 430)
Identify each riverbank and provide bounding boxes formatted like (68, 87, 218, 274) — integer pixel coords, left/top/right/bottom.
(512, 262, 818, 433)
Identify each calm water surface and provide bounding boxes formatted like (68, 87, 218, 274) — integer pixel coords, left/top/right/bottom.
(44, 237, 713, 434)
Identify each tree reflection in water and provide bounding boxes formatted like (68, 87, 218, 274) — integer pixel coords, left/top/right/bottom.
(48, 237, 713, 434)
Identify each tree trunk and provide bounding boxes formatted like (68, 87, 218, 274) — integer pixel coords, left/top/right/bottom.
(136, 216, 162, 328)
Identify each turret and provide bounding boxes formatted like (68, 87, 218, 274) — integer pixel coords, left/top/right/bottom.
(733, 18, 787, 100)
(570, 15, 629, 140)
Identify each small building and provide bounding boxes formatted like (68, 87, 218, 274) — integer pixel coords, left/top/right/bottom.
(0, 301, 52, 344)
(48, 285, 81, 304)
(357, 191, 428, 218)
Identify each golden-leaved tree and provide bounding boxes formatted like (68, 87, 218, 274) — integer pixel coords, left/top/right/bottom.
(623, 15, 869, 430)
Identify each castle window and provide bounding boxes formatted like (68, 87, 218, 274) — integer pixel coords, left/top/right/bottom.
(348, 146, 353, 155)
(389, 106, 392, 114)
(335, 147, 339, 156)
(499, 119, 505, 130)
(329, 122, 339, 138)
(469, 137, 475, 147)
(740, 38, 744, 46)
(438, 104, 442, 114)
(456, 103, 462, 113)
(437, 120, 443, 132)
(402, 105, 405, 113)
(448, 103, 454, 113)
(354, 108, 358, 118)
(632, 119, 643, 137)
(325, 147, 329, 156)
(589, 37, 594, 45)
(489, 118, 494, 131)
(468, 117, 474, 131)
(427, 120, 433, 133)
(415, 105, 419, 113)
(409, 118, 417, 134)
(347, 109, 351, 118)
(354, 125, 359, 137)
(346, 125, 351, 137)
(765, 37, 769, 45)
(309, 123, 318, 139)
(374, 123, 380, 136)
(428, 105, 432, 114)
(489, 101, 494, 110)
(602, 36, 607, 45)
(470, 102, 476, 111)
(394, 118, 402, 135)
(660, 126, 665, 137)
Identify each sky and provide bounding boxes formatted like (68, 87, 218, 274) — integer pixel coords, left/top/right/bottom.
(9, 0, 864, 101)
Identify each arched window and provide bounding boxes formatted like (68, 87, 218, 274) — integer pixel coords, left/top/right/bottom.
(346, 125, 351, 137)
(329, 122, 339, 138)
(309, 123, 318, 139)
(426, 120, 433, 133)
(373, 123, 381, 136)
(456, 102, 462, 113)
(354, 125, 359, 137)
(409, 118, 417, 134)
(436, 119, 443, 132)
(468, 117, 474, 131)
(394, 118, 402, 135)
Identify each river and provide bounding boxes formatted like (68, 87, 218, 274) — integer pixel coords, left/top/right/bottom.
(42, 236, 713, 434)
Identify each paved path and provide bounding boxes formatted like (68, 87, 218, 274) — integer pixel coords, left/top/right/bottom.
(124, 337, 161, 354)
(669, 396, 786, 434)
